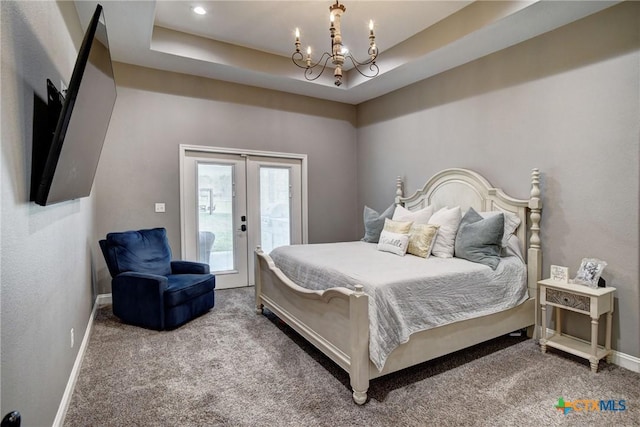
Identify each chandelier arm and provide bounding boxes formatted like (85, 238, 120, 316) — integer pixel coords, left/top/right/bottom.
(291, 51, 309, 69)
(311, 52, 334, 71)
(345, 52, 377, 67)
(292, 51, 334, 73)
(303, 54, 333, 82)
(344, 55, 380, 78)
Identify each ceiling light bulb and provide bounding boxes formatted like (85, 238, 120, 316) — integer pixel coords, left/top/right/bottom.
(193, 6, 206, 15)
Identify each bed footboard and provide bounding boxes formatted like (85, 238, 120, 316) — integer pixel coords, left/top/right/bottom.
(255, 248, 370, 404)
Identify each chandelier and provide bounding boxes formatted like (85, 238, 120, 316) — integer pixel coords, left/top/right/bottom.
(292, 1, 379, 87)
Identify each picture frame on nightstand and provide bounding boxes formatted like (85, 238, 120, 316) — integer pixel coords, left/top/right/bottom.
(573, 258, 607, 288)
(550, 265, 569, 284)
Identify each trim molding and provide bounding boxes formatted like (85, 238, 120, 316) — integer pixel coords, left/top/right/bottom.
(96, 293, 112, 306)
(52, 295, 103, 427)
(53, 293, 112, 426)
(610, 349, 640, 373)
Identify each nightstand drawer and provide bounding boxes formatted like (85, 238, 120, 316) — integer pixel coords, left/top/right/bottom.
(546, 288, 590, 312)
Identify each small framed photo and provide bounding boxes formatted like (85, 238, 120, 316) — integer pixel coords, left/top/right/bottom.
(573, 258, 607, 288)
(550, 265, 569, 284)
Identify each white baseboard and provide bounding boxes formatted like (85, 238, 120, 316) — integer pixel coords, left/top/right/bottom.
(543, 328, 640, 373)
(609, 349, 640, 372)
(52, 293, 111, 427)
(96, 292, 112, 306)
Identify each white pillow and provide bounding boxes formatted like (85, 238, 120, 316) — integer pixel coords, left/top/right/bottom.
(427, 206, 462, 258)
(392, 205, 434, 225)
(479, 211, 521, 247)
(377, 230, 410, 256)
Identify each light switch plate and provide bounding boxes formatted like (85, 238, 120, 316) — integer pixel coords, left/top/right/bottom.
(155, 203, 166, 213)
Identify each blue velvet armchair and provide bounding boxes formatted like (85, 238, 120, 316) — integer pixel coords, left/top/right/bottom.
(99, 227, 215, 330)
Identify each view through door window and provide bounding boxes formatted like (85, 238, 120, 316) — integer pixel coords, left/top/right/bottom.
(198, 163, 234, 272)
(260, 167, 291, 253)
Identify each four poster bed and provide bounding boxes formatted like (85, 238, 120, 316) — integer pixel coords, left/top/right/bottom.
(254, 168, 542, 404)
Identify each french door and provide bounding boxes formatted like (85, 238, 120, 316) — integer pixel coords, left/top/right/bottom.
(181, 147, 306, 289)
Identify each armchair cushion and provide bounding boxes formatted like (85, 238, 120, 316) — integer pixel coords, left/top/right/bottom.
(165, 274, 216, 307)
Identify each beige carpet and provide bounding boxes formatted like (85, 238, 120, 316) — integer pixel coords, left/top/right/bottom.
(64, 287, 640, 426)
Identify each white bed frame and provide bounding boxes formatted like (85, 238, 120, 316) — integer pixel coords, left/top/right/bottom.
(255, 168, 542, 404)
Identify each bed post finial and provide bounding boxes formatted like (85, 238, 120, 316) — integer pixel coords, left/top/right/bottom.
(395, 176, 403, 206)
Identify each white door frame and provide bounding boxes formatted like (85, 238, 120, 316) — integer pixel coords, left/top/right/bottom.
(179, 145, 308, 279)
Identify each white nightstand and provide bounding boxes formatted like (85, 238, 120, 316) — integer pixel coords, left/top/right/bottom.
(538, 279, 616, 373)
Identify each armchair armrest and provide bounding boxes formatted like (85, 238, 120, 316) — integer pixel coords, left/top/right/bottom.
(112, 272, 168, 330)
(171, 260, 210, 275)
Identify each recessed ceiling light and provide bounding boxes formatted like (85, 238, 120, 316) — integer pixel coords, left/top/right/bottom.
(193, 6, 206, 15)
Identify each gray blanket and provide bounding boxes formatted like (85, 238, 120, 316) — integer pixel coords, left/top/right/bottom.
(269, 241, 528, 371)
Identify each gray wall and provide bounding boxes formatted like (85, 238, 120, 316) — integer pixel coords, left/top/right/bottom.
(357, 2, 640, 358)
(93, 63, 359, 293)
(1, 1, 94, 424)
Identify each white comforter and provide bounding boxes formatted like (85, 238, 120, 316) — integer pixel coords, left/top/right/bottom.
(269, 241, 528, 371)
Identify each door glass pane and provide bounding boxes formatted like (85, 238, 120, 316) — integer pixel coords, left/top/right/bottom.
(198, 163, 234, 272)
(260, 167, 290, 253)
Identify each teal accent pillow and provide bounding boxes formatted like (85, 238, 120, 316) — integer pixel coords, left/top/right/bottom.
(362, 204, 395, 243)
(454, 208, 504, 270)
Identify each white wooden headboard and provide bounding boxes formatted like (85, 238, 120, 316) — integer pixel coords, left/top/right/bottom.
(395, 168, 542, 295)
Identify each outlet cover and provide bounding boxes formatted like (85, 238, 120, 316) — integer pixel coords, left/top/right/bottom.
(155, 203, 166, 213)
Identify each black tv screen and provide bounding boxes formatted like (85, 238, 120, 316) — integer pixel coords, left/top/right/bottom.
(32, 4, 116, 206)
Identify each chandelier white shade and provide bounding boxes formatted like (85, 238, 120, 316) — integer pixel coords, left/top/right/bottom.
(292, 1, 379, 87)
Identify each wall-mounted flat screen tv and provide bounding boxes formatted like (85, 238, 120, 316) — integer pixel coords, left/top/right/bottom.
(31, 4, 116, 206)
